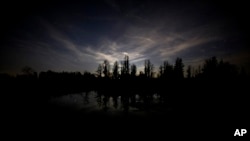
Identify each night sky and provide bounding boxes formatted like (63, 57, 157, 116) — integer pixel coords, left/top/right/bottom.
(1, 0, 249, 75)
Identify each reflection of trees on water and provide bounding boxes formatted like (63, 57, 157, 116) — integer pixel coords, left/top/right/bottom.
(112, 95, 118, 109)
(96, 93, 102, 108)
(83, 92, 89, 104)
(121, 95, 129, 114)
(102, 95, 108, 112)
(95, 90, 165, 114)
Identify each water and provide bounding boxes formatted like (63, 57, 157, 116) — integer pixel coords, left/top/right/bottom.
(48, 91, 170, 117)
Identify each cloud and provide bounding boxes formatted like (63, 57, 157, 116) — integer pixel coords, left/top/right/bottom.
(9, 12, 230, 74)
(75, 19, 226, 73)
(123, 52, 128, 55)
(159, 36, 222, 57)
(21, 19, 225, 73)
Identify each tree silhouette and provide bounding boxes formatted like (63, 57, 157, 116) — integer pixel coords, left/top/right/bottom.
(194, 65, 202, 78)
(113, 61, 119, 79)
(131, 64, 137, 77)
(103, 60, 110, 78)
(83, 71, 95, 80)
(21, 66, 36, 76)
(139, 71, 145, 79)
(187, 65, 192, 79)
(202, 56, 218, 78)
(202, 57, 238, 79)
(19, 66, 37, 80)
(163, 61, 174, 79)
(121, 55, 130, 79)
(144, 59, 154, 78)
(159, 65, 164, 78)
(174, 57, 184, 79)
(96, 64, 103, 78)
(217, 59, 237, 79)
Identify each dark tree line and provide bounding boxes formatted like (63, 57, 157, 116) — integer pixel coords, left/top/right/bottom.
(1, 55, 247, 84)
(1, 55, 248, 99)
(94, 55, 243, 81)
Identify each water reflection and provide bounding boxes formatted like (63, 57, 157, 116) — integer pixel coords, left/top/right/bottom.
(49, 91, 169, 116)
